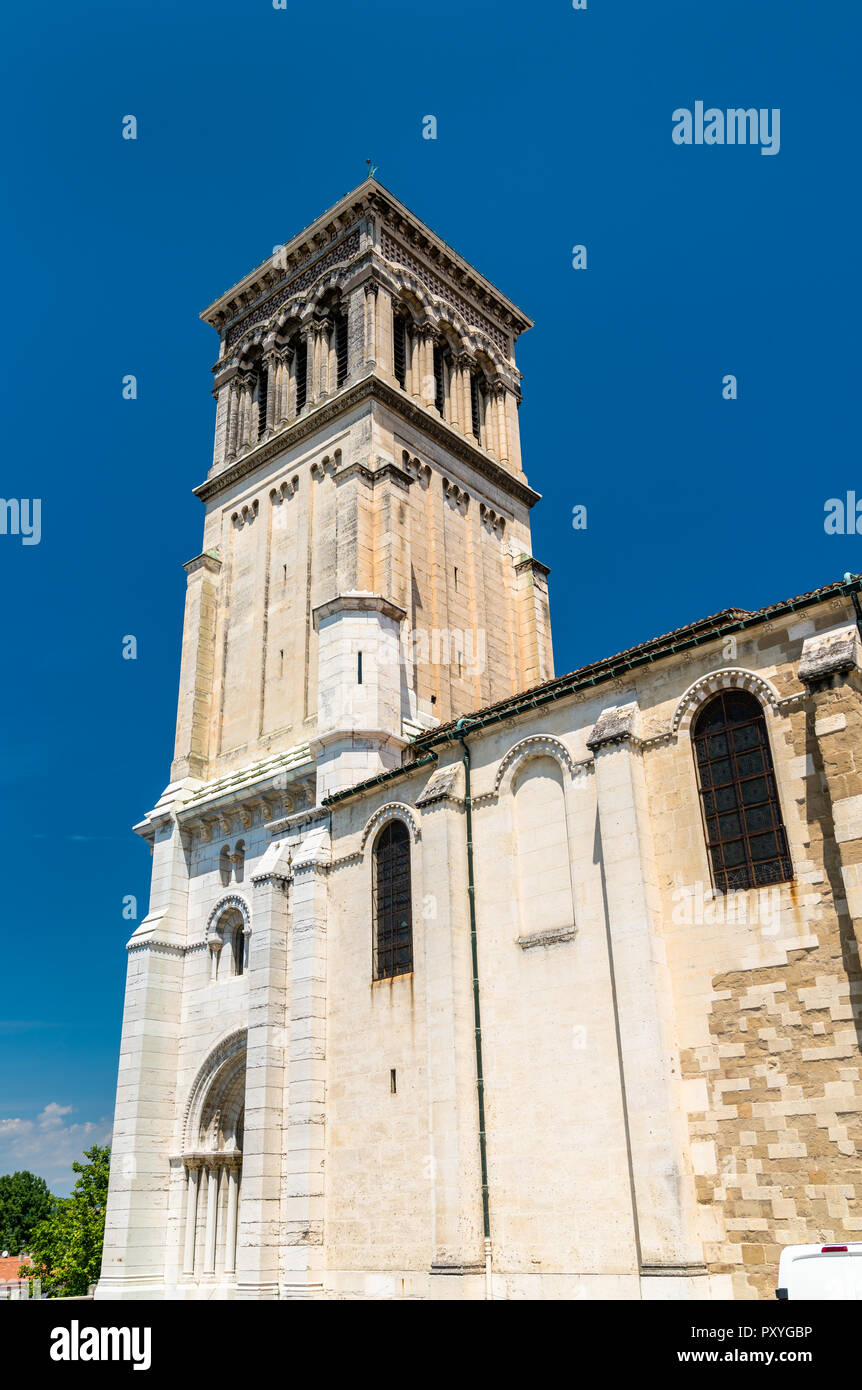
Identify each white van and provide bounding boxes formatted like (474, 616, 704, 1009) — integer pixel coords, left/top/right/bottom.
(777, 1242, 862, 1299)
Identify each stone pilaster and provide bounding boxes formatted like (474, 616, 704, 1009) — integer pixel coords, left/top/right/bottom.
(798, 625, 862, 959)
(513, 555, 553, 689)
(417, 775, 485, 1290)
(234, 845, 292, 1300)
(282, 818, 330, 1298)
(96, 786, 194, 1300)
(171, 550, 221, 782)
(587, 705, 704, 1288)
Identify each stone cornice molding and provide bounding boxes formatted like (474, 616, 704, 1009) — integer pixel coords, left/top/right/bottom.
(195, 377, 539, 511)
(201, 180, 530, 342)
(184, 550, 222, 577)
(587, 703, 642, 753)
(671, 667, 783, 738)
(797, 626, 861, 687)
(359, 801, 421, 852)
(312, 591, 407, 629)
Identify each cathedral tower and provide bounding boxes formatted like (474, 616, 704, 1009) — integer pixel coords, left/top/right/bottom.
(174, 177, 552, 799)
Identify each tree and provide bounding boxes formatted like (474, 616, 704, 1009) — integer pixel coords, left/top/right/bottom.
(0, 1170, 55, 1255)
(23, 1145, 111, 1297)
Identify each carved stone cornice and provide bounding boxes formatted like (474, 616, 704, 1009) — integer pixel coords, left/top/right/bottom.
(201, 180, 531, 350)
(195, 373, 539, 509)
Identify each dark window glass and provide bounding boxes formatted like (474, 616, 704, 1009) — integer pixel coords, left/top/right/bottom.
(334, 313, 348, 388)
(692, 690, 792, 892)
(295, 341, 307, 411)
(393, 315, 407, 388)
(257, 363, 268, 439)
(433, 344, 446, 416)
(373, 820, 413, 980)
(470, 373, 482, 441)
(232, 926, 244, 977)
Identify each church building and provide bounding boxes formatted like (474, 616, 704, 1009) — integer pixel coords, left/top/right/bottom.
(97, 180, 862, 1301)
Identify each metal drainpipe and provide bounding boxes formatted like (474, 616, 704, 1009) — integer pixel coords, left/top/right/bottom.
(845, 574, 862, 642)
(455, 717, 493, 1299)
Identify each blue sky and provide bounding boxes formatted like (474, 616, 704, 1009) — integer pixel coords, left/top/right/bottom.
(0, 0, 858, 1193)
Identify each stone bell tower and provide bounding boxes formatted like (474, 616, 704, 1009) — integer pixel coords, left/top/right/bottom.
(97, 183, 553, 1300)
(174, 177, 552, 799)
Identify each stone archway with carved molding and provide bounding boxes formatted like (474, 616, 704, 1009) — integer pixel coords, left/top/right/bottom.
(205, 893, 252, 944)
(182, 1027, 248, 1153)
(360, 801, 421, 854)
(387, 269, 509, 378)
(495, 734, 581, 799)
(671, 668, 783, 740)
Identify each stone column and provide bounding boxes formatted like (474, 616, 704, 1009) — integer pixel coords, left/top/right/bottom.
(182, 1158, 201, 1276)
(223, 1159, 241, 1276)
(203, 1161, 219, 1275)
(419, 329, 436, 408)
(265, 353, 278, 433)
(456, 362, 471, 436)
(304, 324, 319, 406)
(503, 388, 522, 471)
(492, 388, 509, 464)
(409, 326, 422, 399)
(587, 704, 704, 1286)
(234, 846, 292, 1300)
(226, 381, 239, 460)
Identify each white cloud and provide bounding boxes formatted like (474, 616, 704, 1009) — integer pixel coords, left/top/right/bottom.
(0, 1103, 113, 1195)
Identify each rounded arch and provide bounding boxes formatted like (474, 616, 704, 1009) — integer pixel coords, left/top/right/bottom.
(183, 1028, 247, 1153)
(360, 801, 421, 854)
(672, 668, 782, 739)
(387, 271, 507, 374)
(205, 893, 251, 944)
(496, 735, 579, 798)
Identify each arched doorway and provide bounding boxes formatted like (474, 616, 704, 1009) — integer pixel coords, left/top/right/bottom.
(181, 1031, 246, 1285)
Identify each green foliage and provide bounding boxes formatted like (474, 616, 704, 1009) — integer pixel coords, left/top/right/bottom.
(23, 1145, 111, 1297)
(0, 1170, 55, 1255)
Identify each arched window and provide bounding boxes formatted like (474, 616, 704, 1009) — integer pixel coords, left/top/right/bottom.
(219, 847, 232, 887)
(373, 820, 413, 980)
(232, 840, 245, 884)
(692, 689, 792, 892)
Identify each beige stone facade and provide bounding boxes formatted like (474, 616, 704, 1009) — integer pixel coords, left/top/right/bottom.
(97, 181, 862, 1302)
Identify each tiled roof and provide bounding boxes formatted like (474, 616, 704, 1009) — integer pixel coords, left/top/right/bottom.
(0, 1254, 31, 1281)
(413, 574, 861, 748)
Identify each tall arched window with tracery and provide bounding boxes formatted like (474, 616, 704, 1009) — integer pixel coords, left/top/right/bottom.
(692, 689, 792, 892)
(372, 820, 413, 980)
